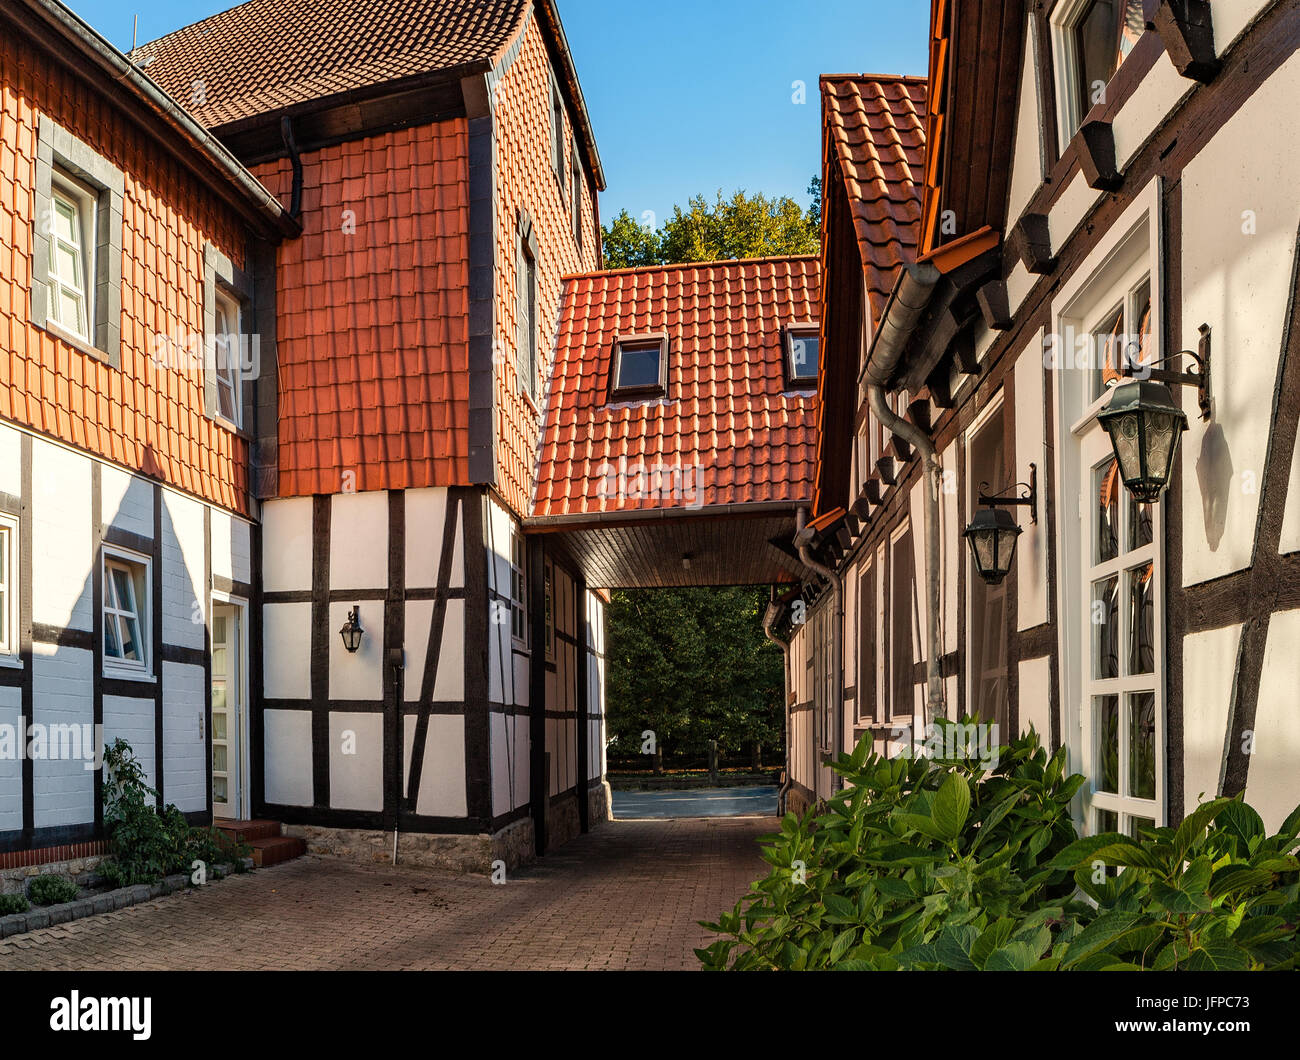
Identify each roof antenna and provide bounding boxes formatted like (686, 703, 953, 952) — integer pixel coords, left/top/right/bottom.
(131, 15, 138, 53)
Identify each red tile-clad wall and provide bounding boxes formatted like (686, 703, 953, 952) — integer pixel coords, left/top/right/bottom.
(0, 32, 252, 514)
(254, 122, 471, 497)
(494, 10, 600, 517)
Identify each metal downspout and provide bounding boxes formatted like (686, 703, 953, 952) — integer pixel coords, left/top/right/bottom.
(794, 508, 844, 796)
(762, 601, 792, 816)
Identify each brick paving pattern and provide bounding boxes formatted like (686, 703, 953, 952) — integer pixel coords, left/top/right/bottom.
(0, 817, 770, 971)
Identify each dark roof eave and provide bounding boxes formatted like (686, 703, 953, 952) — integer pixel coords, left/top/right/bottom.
(15, 0, 298, 239)
(524, 499, 807, 532)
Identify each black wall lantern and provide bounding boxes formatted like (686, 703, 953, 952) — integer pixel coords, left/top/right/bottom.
(1097, 324, 1211, 503)
(963, 463, 1037, 586)
(339, 606, 364, 653)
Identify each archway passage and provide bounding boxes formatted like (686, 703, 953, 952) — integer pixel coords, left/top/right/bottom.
(525, 255, 822, 830)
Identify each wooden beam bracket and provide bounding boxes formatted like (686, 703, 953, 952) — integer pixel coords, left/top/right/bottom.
(1011, 212, 1057, 274)
(1077, 119, 1123, 191)
(1153, 0, 1221, 84)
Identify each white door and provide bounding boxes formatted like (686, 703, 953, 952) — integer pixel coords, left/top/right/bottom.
(212, 604, 245, 820)
(1078, 426, 1163, 836)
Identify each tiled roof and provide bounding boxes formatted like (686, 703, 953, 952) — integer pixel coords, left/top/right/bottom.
(253, 122, 471, 497)
(821, 74, 927, 323)
(533, 257, 820, 519)
(133, 0, 529, 128)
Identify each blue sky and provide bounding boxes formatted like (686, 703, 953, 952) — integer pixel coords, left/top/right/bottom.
(66, 0, 929, 226)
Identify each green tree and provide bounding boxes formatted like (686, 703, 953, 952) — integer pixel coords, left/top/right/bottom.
(606, 586, 784, 766)
(601, 185, 819, 268)
(601, 209, 664, 269)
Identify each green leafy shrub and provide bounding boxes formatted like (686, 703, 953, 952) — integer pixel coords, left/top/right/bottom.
(0, 893, 30, 915)
(100, 738, 250, 887)
(27, 875, 79, 906)
(698, 724, 1300, 970)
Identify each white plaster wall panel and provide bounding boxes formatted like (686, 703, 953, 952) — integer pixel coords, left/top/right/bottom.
(1204, 0, 1270, 60)
(544, 665, 556, 711)
(161, 490, 206, 651)
(263, 709, 313, 806)
(1180, 51, 1300, 588)
(329, 491, 389, 591)
(0, 690, 23, 830)
(1182, 623, 1241, 814)
(909, 478, 927, 671)
(1246, 608, 1300, 832)
(209, 508, 252, 587)
(485, 496, 515, 603)
(564, 718, 577, 792)
(943, 674, 958, 724)
(512, 652, 529, 707)
(31, 645, 93, 826)
(31, 439, 92, 631)
(0, 422, 21, 497)
(1047, 171, 1101, 251)
(329, 711, 383, 811)
(1005, 261, 1034, 317)
(261, 497, 314, 592)
(102, 694, 157, 791)
(490, 710, 530, 816)
(328, 600, 383, 701)
(1112, 57, 1192, 170)
(1005, 20, 1043, 226)
(547, 717, 559, 795)
(1015, 342, 1049, 629)
(406, 488, 464, 590)
(262, 602, 312, 700)
(100, 465, 153, 540)
(401, 714, 467, 817)
(1282, 439, 1300, 554)
(588, 593, 605, 654)
(1017, 655, 1052, 742)
(161, 661, 206, 812)
(402, 599, 465, 703)
(488, 613, 526, 706)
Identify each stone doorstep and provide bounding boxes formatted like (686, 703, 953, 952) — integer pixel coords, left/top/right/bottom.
(0, 858, 254, 941)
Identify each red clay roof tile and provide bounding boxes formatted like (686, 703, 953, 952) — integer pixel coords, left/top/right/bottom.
(533, 256, 820, 520)
(821, 74, 927, 323)
(135, 0, 529, 128)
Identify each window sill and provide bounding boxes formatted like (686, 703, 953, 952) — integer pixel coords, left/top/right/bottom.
(39, 319, 110, 364)
(103, 667, 156, 683)
(0, 653, 22, 670)
(520, 386, 540, 415)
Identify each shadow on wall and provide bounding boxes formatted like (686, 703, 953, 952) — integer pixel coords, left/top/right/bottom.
(1195, 421, 1233, 552)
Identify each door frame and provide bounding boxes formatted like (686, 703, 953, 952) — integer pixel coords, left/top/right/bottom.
(211, 593, 251, 820)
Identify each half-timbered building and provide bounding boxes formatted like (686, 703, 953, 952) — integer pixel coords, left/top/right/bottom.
(779, 0, 1300, 836)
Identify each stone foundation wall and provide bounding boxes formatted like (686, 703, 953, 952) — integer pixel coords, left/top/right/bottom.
(587, 779, 612, 825)
(284, 819, 537, 875)
(547, 791, 581, 851)
(784, 782, 815, 818)
(0, 856, 107, 896)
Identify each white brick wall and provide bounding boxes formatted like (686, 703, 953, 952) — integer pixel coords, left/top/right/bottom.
(163, 661, 206, 813)
(0, 688, 22, 830)
(31, 645, 94, 827)
(103, 694, 157, 791)
(0, 422, 21, 497)
(161, 490, 206, 651)
(32, 439, 92, 631)
(100, 464, 154, 540)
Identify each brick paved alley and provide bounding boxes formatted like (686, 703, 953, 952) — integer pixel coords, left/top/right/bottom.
(0, 817, 771, 971)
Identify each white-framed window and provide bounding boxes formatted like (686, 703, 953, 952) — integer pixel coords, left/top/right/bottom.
(571, 148, 583, 250)
(0, 514, 17, 658)
(1050, 0, 1147, 140)
(213, 288, 242, 427)
(518, 241, 538, 400)
(47, 173, 97, 341)
(889, 522, 917, 721)
(1052, 187, 1164, 836)
(552, 82, 567, 191)
(786, 324, 820, 386)
(103, 548, 151, 674)
(510, 531, 528, 647)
